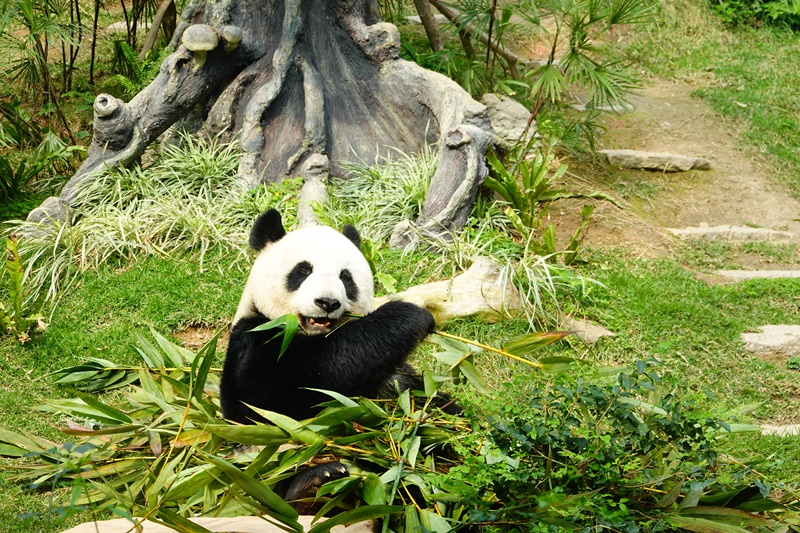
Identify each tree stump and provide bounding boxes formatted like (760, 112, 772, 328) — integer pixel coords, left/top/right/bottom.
(34, 0, 493, 243)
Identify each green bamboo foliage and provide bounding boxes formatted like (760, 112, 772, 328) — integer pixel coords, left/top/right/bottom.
(1, 330, 796, 531)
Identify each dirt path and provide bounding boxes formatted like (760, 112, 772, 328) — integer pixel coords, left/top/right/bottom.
(573, 79, 800, 261)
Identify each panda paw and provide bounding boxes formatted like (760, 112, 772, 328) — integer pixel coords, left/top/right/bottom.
(285, 461, 349, 513)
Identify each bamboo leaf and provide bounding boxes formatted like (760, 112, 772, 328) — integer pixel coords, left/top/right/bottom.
(666, 515, 753, 533)
(456, 360, 489, 394)
(201, 452, 301, 527)
(306, 505, 402, 533)
(361, 473, 387, 505)
(75, 392, 133, 424)
(153, 508, 215, 533)
(503, 331, 573, 355)
(191, 332, 219, 400)
(246, 405, 322, 445)
(206, 424, 290, 447)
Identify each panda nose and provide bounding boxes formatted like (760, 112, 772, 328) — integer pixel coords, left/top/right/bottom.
(314, 297, 341, 313)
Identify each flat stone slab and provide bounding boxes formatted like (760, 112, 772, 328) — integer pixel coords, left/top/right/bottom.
(405, 14, 448, 24)
(600, 149, 711, 171)
(741, 325, 800, 357)
(668, 225, 794, 243)
(62, 515, 371, 533)
(716, 270, 800, 282)
(564, 316, 615, 344)
(761, 424, 800, 437)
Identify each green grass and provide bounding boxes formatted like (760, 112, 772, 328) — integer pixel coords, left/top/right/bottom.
(626, 2, 800, 195)
(0, 253, 246, 532)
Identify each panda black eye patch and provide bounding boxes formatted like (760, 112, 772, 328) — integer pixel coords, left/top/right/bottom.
(287, 261, 313, 291)
(339, 269, 359, 301)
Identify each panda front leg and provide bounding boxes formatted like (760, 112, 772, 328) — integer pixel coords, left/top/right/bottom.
(306, 300, 436, 397)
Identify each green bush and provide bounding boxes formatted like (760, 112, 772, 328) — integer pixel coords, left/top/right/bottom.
(710, 0, 800, 29)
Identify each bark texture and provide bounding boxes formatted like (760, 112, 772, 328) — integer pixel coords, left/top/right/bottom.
(33, 0, 493, 243)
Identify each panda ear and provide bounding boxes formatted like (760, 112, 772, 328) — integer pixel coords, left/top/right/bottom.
(250, 209, 286, 251)
(341, 224, 361, 250)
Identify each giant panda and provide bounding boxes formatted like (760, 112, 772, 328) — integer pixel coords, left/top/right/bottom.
(220, 208, 437, 425)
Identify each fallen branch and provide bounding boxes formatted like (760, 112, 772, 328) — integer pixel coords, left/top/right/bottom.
(428, 0, 520, 78)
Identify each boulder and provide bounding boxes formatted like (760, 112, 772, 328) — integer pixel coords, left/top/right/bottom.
(481, 93, 535, 149)
(600, 149, 711, 172)
(741, 325, 800, 357)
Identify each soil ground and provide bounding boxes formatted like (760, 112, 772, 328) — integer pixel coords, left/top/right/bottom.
(558, 79, 800, 267)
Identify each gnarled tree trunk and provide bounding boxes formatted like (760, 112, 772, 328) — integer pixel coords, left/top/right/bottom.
(31, 0, 493, 244)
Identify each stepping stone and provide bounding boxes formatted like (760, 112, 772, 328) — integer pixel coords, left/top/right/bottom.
(600, 149, 711, 172)
(761, 424, 800, 437)
(668, 225, 794, 243)
(716, 270, 800, 282)
(564, 316, 615, 344)
(405, 14, 449, 24)
(741, 325, 800, 357)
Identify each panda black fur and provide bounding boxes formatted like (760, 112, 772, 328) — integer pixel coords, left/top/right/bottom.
(220, 209, 436, 424)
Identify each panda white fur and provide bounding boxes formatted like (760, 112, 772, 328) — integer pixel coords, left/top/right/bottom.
(220, 209, 436, 424)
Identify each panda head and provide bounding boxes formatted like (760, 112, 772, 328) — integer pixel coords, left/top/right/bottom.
(234, 209, 374, 335)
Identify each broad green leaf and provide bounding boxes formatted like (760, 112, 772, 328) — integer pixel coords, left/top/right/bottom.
(249, 314, 299, 359)
(419, 509, 453, 532)
(134, 332, 165, 368)
(163, 465, 220, 502)
(306, 505, 403, 533)
(679, 506, 775, 527)
(151, 328, 194, 367)
(246, 405, 321, 445)
(503, 331, 572, 355)
(206, 424, 290, 446)
(201, 452, 300, 526)
(0, 443, 27, 457)
(304, 388, 359, 408)
(75, 392, 133, 424)
(616, 396, 668, 416)
(361, 473, 387, 505)
(666, 515, 753, 533)
(457, 359, 489, 394)
(404, 505, 422, 532)
(191, 332, 219, 400)
(152, 508, 214, 533)
(403, 436, 421, 470)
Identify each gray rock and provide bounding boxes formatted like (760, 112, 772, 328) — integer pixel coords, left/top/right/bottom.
(405, 14, 449, 25)
(106, 21, 151, 35)
(61, 515, 372, 533)
(564, 316, 615, 344)
(481, 93, 535, 149)
(741, 325, 800, 357)
(668, 225, 794, 243)
(600, 149, 711, 172)
(716, 270, 800, 282)
(297, 154, 330, 228)
(26, 196, 67, 223)
(761, 424, 800, 437)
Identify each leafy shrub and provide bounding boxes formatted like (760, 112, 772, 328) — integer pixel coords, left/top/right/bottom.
(710, 0, 800, 29)
(5, 135, 301, 306)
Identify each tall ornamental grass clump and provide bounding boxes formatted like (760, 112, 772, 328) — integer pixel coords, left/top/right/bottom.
(5, 135, 301, 307)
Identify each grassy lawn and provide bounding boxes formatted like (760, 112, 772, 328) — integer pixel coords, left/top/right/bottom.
(627, 2, 800, 195)
(1, 1, 799, 531)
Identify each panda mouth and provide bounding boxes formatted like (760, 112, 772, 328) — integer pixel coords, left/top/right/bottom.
(299, 315, 337, 334)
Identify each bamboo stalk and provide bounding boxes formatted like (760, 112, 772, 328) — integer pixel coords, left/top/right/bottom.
(434, 330, 542, 368)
